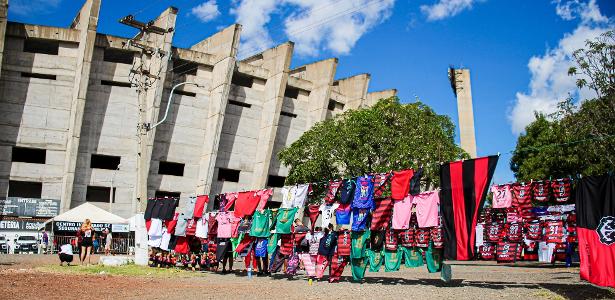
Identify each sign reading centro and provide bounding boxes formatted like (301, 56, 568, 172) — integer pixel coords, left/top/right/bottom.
(53, 221, 113, 233)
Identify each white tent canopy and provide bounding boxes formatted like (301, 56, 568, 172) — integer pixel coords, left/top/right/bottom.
(43, 203, 128, 225)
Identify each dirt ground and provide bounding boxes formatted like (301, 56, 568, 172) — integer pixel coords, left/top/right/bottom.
(0, 254, 613, 300)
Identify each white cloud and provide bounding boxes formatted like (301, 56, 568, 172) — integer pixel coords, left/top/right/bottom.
(420, 0, 484, 21)
(231, 0, 279, 57)
(283, 0, 395, 56)
(508, 0, 612, 134)
(10, 0, 61, 16)
(191, 0, 221, 23)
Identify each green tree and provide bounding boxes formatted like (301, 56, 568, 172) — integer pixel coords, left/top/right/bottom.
(511, 30, 615, 180)
(278, 96, 468, 187)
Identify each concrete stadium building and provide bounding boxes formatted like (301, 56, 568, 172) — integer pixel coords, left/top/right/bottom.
(0, 0, 397, 218)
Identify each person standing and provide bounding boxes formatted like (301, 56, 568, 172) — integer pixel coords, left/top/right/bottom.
(42, 231, 49, 254)
(79, 219, 95, 265)
(104, 228, 113, 255)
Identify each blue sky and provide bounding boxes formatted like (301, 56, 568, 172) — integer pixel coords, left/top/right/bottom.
(9, 0, 614, 183)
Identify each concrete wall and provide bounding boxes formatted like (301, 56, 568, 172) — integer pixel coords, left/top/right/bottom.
(0, 1, 395, 218)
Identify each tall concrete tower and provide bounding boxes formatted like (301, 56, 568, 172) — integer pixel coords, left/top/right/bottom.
(448, 68, 477, 158)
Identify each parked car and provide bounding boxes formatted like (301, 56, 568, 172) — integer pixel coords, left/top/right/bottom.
(0, 236, 7, 254)
(14, 236, 38, 254)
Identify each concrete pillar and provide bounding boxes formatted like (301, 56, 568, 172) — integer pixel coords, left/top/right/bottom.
(0, 0, 8, 79)
(135, 7, 178, 213)
(59, 0, 100, 212)
(192, 24, 241, 196)
(248, 42, 294, 189)
(366, 89, 397, 106)
(336, 73, 370, 110)
(291, 58, 337, 129)
(449, 68, 477, 158)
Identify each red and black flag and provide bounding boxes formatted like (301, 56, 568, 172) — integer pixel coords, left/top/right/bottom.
(440, 155, 498, 260)
(576, 174, 615, 288)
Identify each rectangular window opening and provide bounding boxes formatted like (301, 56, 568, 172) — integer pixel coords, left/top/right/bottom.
(155, 191, 181, 198)
(228, 100, 252, 108)
(172, 59, 198, 76)
(231, 73, 254, 88)
(8, 181, 42, 198)
(174, 90, 197, 97)
(267, 175, 286, 188)
(23, 38, 59, 55)
(217, 168, 240, 182)
(280, 111, 297, 118)
(101, 80, 132, 87)
(328, 99, 344, 111)
(284, 87, 300, 99)
(103, 48, 135, 65)
(158, 161, 185, 176)
(12, 147, 46, 164)
(21, 72, 56, 80)
(90, 154, 121, 170)
(86, 186, 116, 203)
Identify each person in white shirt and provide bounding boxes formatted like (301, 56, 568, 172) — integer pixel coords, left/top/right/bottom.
(104, 228, 113, 255)
(59, 243, 74, 266)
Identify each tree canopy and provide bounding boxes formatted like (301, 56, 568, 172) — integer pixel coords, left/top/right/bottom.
(278, 96, 468, 187)
(511, 30, 615, 181)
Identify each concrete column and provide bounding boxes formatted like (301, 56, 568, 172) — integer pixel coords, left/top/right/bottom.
(336, 73, 370, 110)
(0, 0, 8, 79)
(291, 58, 337, 129)
(450, 68, 477, 158)
(248, 42, 294, 189)
(192, 24, 241, 196)
(59, 0, 100, 212)
(135, 7, 178, 213)
(366, 89, 397, 106)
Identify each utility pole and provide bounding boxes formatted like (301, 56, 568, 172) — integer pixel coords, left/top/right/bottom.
(118, 9, 176, 265)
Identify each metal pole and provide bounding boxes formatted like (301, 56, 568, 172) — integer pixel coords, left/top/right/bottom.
(151, 82, 201, 130)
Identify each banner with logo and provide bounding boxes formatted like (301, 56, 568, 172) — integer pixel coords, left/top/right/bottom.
(0, 219, 46, 231)
(53, 221, 113, 234)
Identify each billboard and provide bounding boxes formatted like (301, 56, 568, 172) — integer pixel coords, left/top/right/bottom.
(53, 221, 113, 234)
(0, 219, 46, 231)
(0, 197, 60, 218)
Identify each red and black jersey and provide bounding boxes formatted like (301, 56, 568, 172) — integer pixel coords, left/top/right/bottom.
(523, 241, 539, 261)
(480, 243, 495, 260)
(525, 220, 543, 240)
(478, 208, 491, 223)
(431, 226, 444, 248)
(519, 207, 535, 221)
(486, 222, 504, 242)
(532, 180, 550, 202)
(337, 230, 351, 256)
(544, 220, 566, 243)
(370, 197, 393, 230)
(566, 213, 577, 243)
(385, 228, 398, 251)
(279, 234, 294, 255)
(505, 222, 523, 242)
(399, 228, 415, 248)
(551, 178, 571, 203)
(512, 183, 532, 208)
(324, 180, 342, 204)
(414, 227, 431, 248)
(496, 241, 520, 263)
(369, 230, 385, 251)
(506, 207, 521, 223)
(373, 173, 391, 198)
(554, 243, 567, 262)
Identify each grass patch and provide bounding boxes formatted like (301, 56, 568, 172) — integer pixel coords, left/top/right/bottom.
(534, 289, 565, 300)
(37, 264, 208, 278)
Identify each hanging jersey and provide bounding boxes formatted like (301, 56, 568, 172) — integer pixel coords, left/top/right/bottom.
(512, 183, 532, 208)
(553, 243, 567, 262)
(566, 213, 577, 243)
(370, 197, 393, 230)
(384, 249, 402, 272)
(373, 173, 390, 198)
(324, 180, 342, 204)
(351, 230, 370, 259)
(480, 243, 495, 260)
(532, 180, 550, 202)
(505, 222, 523, 242)
(496, 241, 519, 263)
(350, 256, 367, 282)
(402, 246, 424, 267)
(369, 230, 385, 252)
(337, 230, 351, 256)
(399, 228, 415, 248)
(335, 203, 352, 225)
(308, 231, 324, 255)
(385, 228, 398, 251)
(351, 208, 371, 231)
(414, 227, 431, 248)
(506, 207, 522, 223)
(523, 241, 539, 261)
(491, 184, 513, 208)
(431, 225, 444, 248)
(486, 222, 504, 242)
(353, 175, 375, 210)
(367, 249, 384, 272)
(544, 220, 565, 243)
(525, 220, 543, 240)
(340, 179, 356, 205)
(250, 209, 272, 237)
(551, 178, 571, 202)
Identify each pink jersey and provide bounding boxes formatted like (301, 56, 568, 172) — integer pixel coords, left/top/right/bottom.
(412, 190, 440, 228)
(392, 195, 413, 229)
(491, 184, 513, 208)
